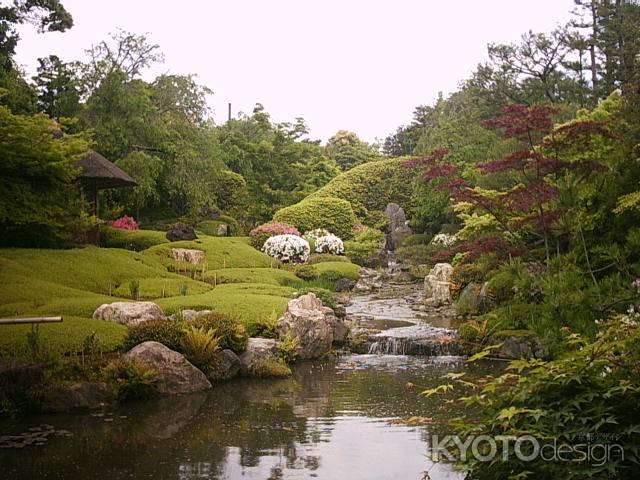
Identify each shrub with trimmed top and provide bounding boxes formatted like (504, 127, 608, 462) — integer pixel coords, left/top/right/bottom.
(122, 319, 185, 352)
(306, 157, 414, 221)
(100, 226, 168, 251)
(273, 196, 357, 239)
(344, 227, 384, 265)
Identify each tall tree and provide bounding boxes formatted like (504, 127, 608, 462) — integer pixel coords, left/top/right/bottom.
(32, 54, 82, 119)
(78, 30, 164, 93)
(0, 0, 72, 114)
(0, 105, 89, 245)
(325, 130, 380, 171)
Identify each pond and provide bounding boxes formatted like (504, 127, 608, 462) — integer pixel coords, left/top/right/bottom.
(0, 354, 501, 480)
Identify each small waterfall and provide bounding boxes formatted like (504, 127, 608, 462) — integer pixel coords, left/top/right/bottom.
(386, 251, 400, 275)
(347, 247, 463, 357)
(367, 334, 463, 356)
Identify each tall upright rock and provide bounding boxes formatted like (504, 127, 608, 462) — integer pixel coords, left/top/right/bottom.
(384, 203, 412, 250)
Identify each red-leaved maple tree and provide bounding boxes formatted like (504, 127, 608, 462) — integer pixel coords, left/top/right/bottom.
(406, 104, 608, 264)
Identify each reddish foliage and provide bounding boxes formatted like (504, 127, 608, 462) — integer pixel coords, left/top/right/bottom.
(431, 236, 524, 264)
(404, 105, 611, 255)
(482, 104, 559, 139)
(542, 120, 610, 151)
(480, 150, 559, 177)
(502, 182, 558, 212)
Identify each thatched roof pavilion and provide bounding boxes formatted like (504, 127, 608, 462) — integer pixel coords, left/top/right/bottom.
(76, 150, 137, 216)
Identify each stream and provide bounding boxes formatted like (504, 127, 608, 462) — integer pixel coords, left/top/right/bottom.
(0, 275, 502, 480)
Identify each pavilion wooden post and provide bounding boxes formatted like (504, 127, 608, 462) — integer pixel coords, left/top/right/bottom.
(0, 316, 63, 325)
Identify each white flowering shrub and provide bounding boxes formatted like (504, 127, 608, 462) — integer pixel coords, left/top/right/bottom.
(262, 234, 310, 263)
(303, 228, 332, 242)
(314, 234, 344, 255)
(431, 233, 457, 247)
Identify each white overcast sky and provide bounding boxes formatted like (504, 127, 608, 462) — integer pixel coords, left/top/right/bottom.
(14, 0, 575, 143)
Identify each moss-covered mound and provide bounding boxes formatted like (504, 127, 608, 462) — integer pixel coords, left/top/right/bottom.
(273, 196, 357, 239)
(100, 226, 169, 251)
(0, 232, 361, 356)
(306, 157, 414, 219)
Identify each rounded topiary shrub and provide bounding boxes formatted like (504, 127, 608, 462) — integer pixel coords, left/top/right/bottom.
(315, 234, 344, 255)
(262, 234, 310, 263)
(249, 222, 300, 249)
(273, 196, 357, 239)
(306, 158, 415, 219)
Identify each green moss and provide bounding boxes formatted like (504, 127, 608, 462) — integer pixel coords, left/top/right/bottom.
(113, 278, 212, 299)
(100, 226, 168, 251)
(344, 228, 384, 265)
(204, 268, 300, 286)
(0, 246, 173, 296)
(0, 237, 292, 354)
(214, 282, 296, 297)
(197, 220, 236, 236)
(143, 236, 274, 270)
(273, 196, 357, 239)
(0, 316, 126, 356)
(310, 261, 360, 281)
(401, 234, 433, 247)
(156, 283, 291, 328)
(246, 358, 292, 378)
(307, 253, 350, 264)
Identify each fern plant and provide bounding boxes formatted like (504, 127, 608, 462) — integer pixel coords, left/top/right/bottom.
(180, 326, 221, 370)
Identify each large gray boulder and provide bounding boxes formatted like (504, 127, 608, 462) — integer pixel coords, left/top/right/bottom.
(457, 282, 492, 315)
(424, 263, 454, 306)
(239, 338, 289, 377)
(0, 359, 44, 396)
(498, 334, 550, 360)
(276, 293, 346, 359)
(93, 301, 165, 326)
(203, 349, 241, 383)
(124, 341, 211, 394)
(41, 381, 109, 413)
(166, 223, 197, 242)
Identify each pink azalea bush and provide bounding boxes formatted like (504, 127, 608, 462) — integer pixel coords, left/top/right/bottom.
(108, 215, 139, 230)
(249, 222, 300, 248)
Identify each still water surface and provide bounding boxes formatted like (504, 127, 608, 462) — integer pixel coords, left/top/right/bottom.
(0, 354, 500, 480)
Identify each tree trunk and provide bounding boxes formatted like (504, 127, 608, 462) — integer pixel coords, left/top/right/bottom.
(590, 0, 599, 96)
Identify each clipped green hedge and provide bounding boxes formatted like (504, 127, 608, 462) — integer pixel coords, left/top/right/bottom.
(306, 157, 414, 220)
(273, 196, 357, 239)
(344, 228, 384, 266)
(100, 226, 168, 251)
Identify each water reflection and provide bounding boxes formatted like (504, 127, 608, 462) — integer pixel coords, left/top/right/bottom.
(0, 355, 499, 480)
